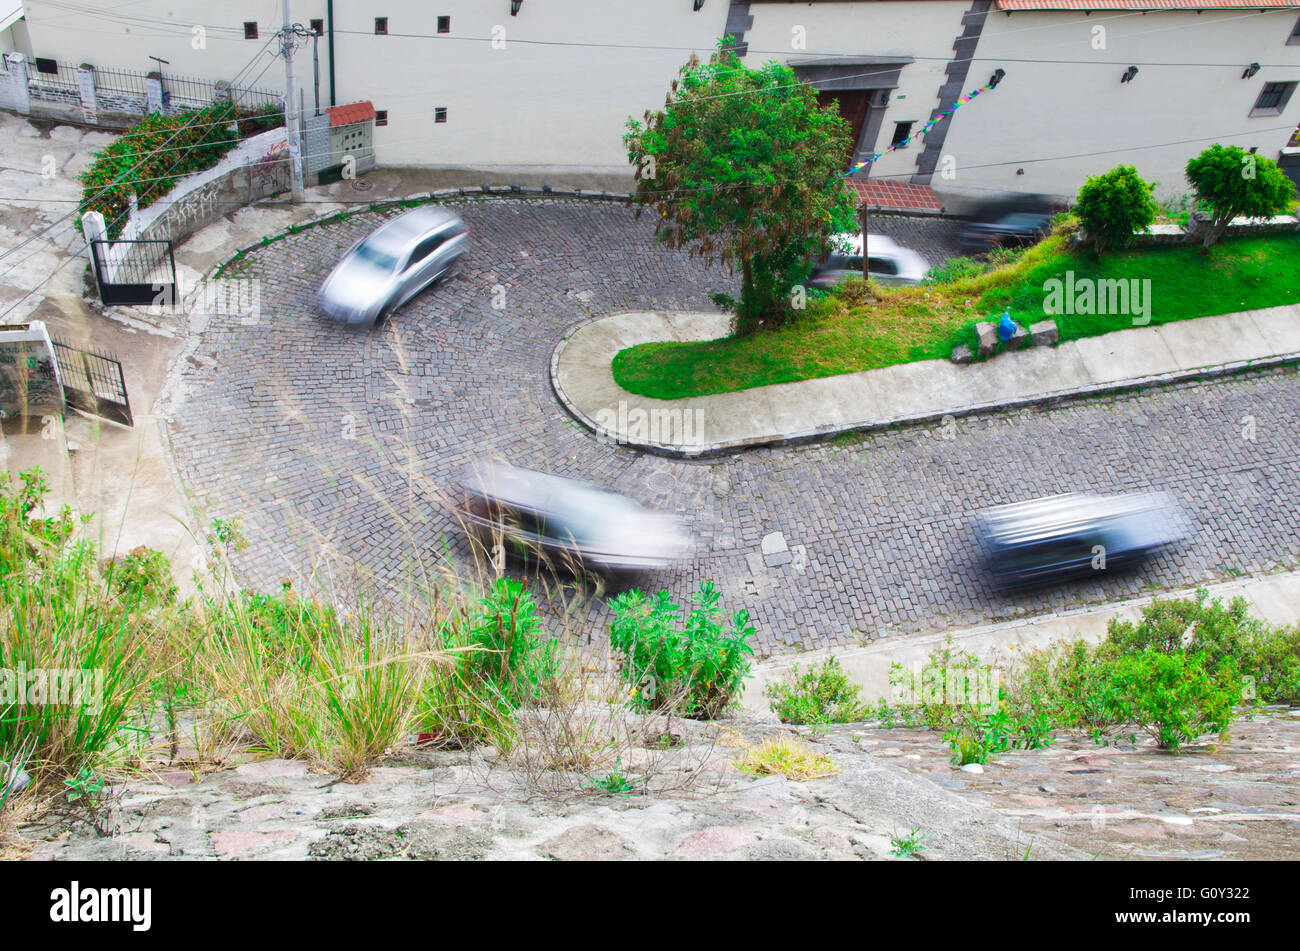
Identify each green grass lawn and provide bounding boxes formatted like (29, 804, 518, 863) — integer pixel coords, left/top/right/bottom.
(612, 229, 1300, 400)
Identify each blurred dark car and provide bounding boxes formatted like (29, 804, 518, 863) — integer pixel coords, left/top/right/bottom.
(958, 211, 1053, 252)
(450, 462, 692, 575)
(973, 492, 1188, 589)
(956, 192, 1064, 253)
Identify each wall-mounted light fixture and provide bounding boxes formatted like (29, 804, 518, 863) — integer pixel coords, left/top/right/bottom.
(693, 0, 706, 10)
(988, 68, 1006, 88)
(510, 0, 523, 15)
(1242, 62, 1261, 79)
(1120, 65, 1139, 84)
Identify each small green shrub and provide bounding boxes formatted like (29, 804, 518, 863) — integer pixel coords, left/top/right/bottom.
(890, 827, 927, 858)
(105, 545, 177, 608)
(1073, 164, 1159, 254)
(609, 581, 754, 719)
(1102, 649, 1241, 751)
(766, 656, 869, 725)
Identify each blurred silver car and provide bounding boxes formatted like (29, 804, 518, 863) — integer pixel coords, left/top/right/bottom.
(973, 491, 1188, 589)
(451, 462, 692, 574)
(318, 206, 469, 327)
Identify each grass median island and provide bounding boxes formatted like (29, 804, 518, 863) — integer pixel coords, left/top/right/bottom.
(611, 228, 1300, 400)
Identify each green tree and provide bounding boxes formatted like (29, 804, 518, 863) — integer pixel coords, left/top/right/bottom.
(624, 42, 859, 336)
(1072, 165, 1158, 255)
(1185, 143, 1297, 252)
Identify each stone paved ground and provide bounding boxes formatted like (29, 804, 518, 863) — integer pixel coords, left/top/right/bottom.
(165, 198, 1300, 657)
(19, 709, 1299, 861)
(869, 212, 968, 268)
(873, 707, 1300, 860)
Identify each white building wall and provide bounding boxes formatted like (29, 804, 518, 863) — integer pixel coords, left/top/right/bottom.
(14, 1, 1300, 197)
(740, 1, 970, 182)
(940, 9, 1300, 201)
(19, 0, 729, 175)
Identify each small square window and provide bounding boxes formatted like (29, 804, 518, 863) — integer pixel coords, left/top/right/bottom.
(243, 21, 258, 40)
(1252, 81, 1297, 117)
(435, 107, 448, 123)
(375, 110, 388, 127)
(374, 17, 388, 35)
(890, 121, 913, 148)
(310, 18, 324, 35)
(437, 16, 450, 33)
(34, 57, 58, 75)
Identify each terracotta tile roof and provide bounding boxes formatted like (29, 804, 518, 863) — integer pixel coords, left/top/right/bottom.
(848, 180, 944, 213)
(997, 0, 1300, 9)
(325, 101, 376, 127)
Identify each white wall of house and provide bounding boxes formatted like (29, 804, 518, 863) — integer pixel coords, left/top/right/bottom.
(740, 1, 971, 182)
(941, 8, 1300, 202)
(18, 0, 728, 175)
(13, 1, 1300, 198)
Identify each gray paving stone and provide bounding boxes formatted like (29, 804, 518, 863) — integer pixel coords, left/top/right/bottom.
(168, 198, 1300, 657)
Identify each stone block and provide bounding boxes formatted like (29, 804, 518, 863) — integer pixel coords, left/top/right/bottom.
(951, 344, 973, 364)
(975, 321, 997, 358)
(1029, 319, 1059, 347)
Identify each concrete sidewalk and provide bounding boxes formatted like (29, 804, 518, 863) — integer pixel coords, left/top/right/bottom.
(551, 305, 1300, 457)
(742, 568, 1300, 713)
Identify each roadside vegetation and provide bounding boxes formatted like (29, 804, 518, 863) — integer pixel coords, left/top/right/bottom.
(78, 101, 284, 238)
(0, 468, 757, 844)
(865, 591, 1300, 766)
(613, 226, 1300, 399)
(614, 142, 1299, 401)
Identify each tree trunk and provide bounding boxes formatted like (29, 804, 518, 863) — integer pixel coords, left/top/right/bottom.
(735, 255, 759, 336)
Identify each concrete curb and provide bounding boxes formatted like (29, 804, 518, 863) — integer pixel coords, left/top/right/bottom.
(550, 312, 1300, 459)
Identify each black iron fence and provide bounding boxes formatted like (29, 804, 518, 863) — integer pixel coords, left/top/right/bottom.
(50, 337, 133, 427)
(89, 238, 176, 307)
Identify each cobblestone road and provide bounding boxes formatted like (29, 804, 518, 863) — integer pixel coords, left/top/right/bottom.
(168, 199, 1300, 656)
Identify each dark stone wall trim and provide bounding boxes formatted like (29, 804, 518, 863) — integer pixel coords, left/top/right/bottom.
(914, 0, 992, 183)
(723, 1, 755, 56)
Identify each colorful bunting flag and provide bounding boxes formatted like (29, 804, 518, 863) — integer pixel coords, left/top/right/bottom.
(845, 83, 994, 176)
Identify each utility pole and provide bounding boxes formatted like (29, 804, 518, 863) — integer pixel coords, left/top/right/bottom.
(280, 0, 304, 201)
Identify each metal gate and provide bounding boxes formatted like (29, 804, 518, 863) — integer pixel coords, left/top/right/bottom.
(89, 238, 176, 307)
(50, 337, 133, 427)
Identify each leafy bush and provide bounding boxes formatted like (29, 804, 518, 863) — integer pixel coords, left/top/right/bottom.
(78, 103, 285, 239)
(1185, 143, 1297, 250)
(1101, 649, 1241, 751)
(105, 545, 178, 608)
(609, 581, 754, 719)
(766, 656, 869, 725)
(1239, 626, 1300, 706)
(1073, 164, 1158, 254)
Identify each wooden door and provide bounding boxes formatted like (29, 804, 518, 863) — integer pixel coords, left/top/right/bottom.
(816, 90, 872, 168)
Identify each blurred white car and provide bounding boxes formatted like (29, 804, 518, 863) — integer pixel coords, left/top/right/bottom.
(809, 232, 929, 288)
(451, 462, 693, 575)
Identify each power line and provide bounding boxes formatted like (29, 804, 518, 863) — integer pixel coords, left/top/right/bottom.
(0, 34, 282, 305)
